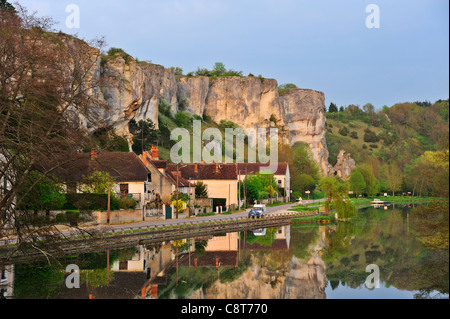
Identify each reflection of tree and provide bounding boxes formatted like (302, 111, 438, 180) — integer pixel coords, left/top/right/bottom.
(13, 263, 65, 298)
(82, 269, 114, 289)
(241, 228, 277, 247)
(322, 222, 358, 264)
(324, 205, 449, 295)
(411, 201, 449, 250)
(289, 226, 320, 260)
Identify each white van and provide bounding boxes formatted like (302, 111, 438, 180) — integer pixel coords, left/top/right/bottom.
(252, 204, 267, 218)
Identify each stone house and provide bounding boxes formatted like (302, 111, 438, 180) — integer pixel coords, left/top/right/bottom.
(140, 147, 195, 206)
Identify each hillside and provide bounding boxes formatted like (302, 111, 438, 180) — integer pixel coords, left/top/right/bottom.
(324, 100, 449, 197)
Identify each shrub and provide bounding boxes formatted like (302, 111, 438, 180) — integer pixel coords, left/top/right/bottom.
(174, 112, 190, 129)
(350, 131, 359, 139)
(364, 130, 380, 143)
(119, 197, 137, 210)
(338, 126, 349, 136)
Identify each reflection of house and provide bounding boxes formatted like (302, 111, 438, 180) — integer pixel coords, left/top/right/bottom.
(0, 265, 14, 299)
(180, 233, 239, 268)
(55, 150, 152, 209)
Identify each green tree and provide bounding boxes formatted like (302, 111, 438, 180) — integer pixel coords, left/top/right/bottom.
(355, 164, 379, 196)
(81, 171, 113, 194)
(128, 119, 160, 155)
(320, 176, 356, 218)
(0, 0, 15, 12)
(212, 62, 226, 76)
(195, 181, 209, 199)
(21, 171, 66, 216)
(381, 164, 402, 196)
(349, 170, 366, 197)
(174, 112, 190, 129)
(329, 102, 338, 113)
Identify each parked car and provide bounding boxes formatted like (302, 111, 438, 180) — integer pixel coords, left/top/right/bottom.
(249, 204, 267, 218)
(248, 209, 261, 218)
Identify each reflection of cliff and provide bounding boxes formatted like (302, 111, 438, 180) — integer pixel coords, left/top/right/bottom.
(188, 227, 328, 299)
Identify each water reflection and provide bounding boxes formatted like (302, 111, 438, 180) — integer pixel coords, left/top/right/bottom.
(1, 204, 448, 299)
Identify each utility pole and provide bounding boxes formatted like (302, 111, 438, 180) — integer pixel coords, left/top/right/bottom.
(107, 176, 111, 224)
(238, 170, 240, 210)
(176, 163, 179, 219)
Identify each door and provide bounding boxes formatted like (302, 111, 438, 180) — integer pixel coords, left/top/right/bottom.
(165, 206, 172, 220)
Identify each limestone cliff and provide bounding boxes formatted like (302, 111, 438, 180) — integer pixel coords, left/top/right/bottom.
(187, 253, 327, 299)
(89, 54, 336, 174)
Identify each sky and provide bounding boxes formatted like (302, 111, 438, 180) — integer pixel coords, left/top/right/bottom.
(14, 0, 449, 110)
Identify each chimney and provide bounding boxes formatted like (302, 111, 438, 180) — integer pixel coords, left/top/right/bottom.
(216, 163, 219, 173)
(194, 163, 198, 173)
(143, 151, 147, 167)
(151, 145, 159, 160)
(90, 149, 97, 160)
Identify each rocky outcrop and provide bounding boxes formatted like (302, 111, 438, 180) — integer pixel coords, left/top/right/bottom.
(280, 89, 331, 175)
(329, 150, 356, 179)
(97, 58, 179, 136)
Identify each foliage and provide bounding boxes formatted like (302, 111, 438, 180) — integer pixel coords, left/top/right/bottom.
(320, 176, 357, 218)
(91, 127, 129, 152)
(195, 181, 209, 199)
(128, 119, 160, 155)
(278, 83, 298, 95)
(190, 62, 243, 78)
(172, 199, 186, 213)
(241, 173, 278, 203)
(349, 170, 366, 197)
(101, 47, 132, 66)
(159, 98, 173, 118)
(411, 201, 449, 250)
(20, 171, 66, 213)
(0, 5, 108, 252)
(0, 0, 15, 12)
(80, 171, 113, 195)
(328, 102, 339, 113)
(174, 112, 191, 129)
(326, 98, 449, 198)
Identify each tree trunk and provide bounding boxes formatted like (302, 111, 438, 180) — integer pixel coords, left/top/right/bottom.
(419, 177, 425, 198)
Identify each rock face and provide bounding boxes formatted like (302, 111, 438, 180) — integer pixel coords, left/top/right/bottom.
(89, 54, 337, 174)
(329, 150, 356, 180)
(280, 89, 331, 175)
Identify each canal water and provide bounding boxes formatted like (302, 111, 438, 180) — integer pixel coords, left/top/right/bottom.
(1, 204, 448, 299)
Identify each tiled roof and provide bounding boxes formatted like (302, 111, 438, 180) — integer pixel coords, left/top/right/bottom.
(53, 152, 150, 183)
(237, 163, 288, 176)
(166, 170, 195, 187)
(166, 163, 238, 181)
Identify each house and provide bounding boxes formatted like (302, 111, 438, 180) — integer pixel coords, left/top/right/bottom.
(166, 162, 239, 212)
(140, 147, 195, 205)
(139, 146, 291, 210)
(55, 150, 152, 209)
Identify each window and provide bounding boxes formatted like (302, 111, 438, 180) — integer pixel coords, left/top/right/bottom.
(120, 184, 129, 195)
